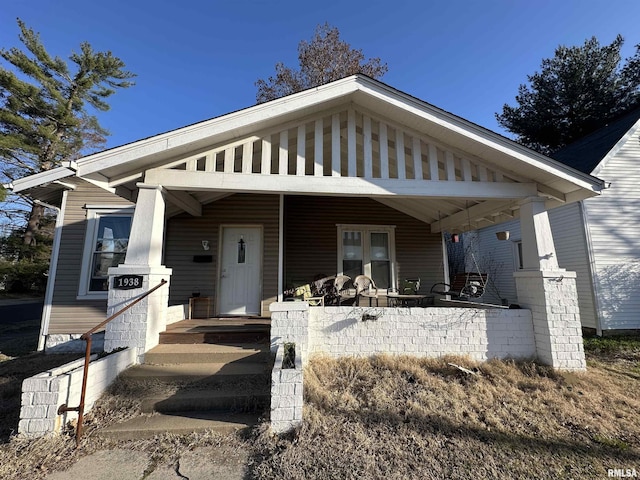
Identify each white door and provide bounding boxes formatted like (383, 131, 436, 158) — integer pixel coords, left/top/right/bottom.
(218, 227, 262, 315)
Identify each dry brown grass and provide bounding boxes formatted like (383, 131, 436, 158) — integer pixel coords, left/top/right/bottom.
(250, 354, 640, 479)
(1, 341, 640, 479)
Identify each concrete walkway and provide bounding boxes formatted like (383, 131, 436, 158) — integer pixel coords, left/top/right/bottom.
(45, 444, 250, 480)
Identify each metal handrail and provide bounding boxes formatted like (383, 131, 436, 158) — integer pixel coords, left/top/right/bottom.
(58, 278, 168, 446)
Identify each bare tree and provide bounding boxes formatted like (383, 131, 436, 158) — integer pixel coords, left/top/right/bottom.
(256, 23, 387, 103)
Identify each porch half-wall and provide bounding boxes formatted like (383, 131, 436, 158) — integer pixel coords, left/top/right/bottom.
(284, 196, 444, 292)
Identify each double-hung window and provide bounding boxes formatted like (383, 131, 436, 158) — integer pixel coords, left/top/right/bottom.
(337, 225, 396, 289)
(78, 206, 134, 298)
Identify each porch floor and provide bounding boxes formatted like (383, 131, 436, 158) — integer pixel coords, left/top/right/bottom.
(160, 317, 271, 344)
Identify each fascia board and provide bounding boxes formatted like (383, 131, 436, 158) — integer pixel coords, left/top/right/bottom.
(354, 77, 606, 193)
(10, 166, 75, 193)
(75, 77, 360, 177)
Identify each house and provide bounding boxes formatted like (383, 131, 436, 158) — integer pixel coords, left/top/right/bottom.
(11, 75, 605, 371)
(471, 108, 640, 335)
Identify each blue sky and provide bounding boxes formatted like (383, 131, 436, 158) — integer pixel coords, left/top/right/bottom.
(2, 0, 640, 149)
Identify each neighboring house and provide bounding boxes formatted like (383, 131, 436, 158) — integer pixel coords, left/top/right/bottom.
(11, 75, 604, 370)
(473, 108, 640, 335)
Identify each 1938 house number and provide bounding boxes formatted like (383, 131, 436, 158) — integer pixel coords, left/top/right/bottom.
(113, 275, 143, 290)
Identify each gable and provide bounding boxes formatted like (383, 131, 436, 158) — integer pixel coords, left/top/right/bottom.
(13, 75, 605, 233)
(552, 108, 640, 174)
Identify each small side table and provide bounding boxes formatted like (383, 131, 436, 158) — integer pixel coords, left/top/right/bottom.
(189, 296, 212, 319)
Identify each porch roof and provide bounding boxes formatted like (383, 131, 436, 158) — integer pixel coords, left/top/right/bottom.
(13, 75, 606, 233)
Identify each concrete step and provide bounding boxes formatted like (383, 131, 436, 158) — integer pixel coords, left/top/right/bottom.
(122, 362, 270, 383)
(159, 330, 270, 344)
(141, 389, 269, 414)
(144, 343, 271, 365)
(98, 412, 259, 441)
(159, 318, 270, 345)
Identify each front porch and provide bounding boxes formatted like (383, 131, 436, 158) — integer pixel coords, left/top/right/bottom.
(87, 77, 601, 372)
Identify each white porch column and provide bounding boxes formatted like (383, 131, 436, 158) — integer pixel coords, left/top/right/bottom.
(514, 197, 585, 371)
(104, 185, 172, 363)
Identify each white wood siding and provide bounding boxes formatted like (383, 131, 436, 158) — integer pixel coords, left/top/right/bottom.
(548, 203, 597, 329)
(476, 220, 521, 306)
(475, 203, 597, 329)
(583, 128, 640, 330)
(164, 194, 280, 317)
(49, 182, 133, 334)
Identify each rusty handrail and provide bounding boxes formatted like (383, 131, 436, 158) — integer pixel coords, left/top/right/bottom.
(58, 278, 168, 446)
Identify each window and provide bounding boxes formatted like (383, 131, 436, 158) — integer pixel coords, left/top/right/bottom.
(78, 207, 134, 298)
(512, 240, 523, 271)
(337, 225, 396, 289)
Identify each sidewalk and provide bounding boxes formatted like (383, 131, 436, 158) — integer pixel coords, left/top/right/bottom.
(45, 444, 250, 480)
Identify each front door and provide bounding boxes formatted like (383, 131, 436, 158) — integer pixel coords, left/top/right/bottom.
(218, 226, 262, 315)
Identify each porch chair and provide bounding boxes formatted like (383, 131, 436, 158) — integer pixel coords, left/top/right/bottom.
(430, 272, 487, 300)
(333, 275, 356, 306)
(354, 274, 379, 307)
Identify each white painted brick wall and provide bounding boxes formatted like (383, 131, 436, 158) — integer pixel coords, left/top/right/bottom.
(270, 302, 310, 358)
(270, 344, 304, 434)
(166, 304, 187, 325)
(18, 347, 136, 436)
(306, 306, 536, 361)
(514, 270, 586, 371)
(270, 302, 537, 362)
(105, 267, 171, 363)
(45, 333, 105, 353)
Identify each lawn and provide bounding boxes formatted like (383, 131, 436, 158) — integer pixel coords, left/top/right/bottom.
(0, 336, 638, 479)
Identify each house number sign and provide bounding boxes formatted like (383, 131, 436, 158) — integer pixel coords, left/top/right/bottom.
(113, 275, 143, 289)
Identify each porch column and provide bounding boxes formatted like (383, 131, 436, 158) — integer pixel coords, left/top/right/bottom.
(105, 184, 172, 363)
(513, 197, 585, 371)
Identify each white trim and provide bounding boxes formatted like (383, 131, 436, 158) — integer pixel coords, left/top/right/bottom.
(580, 200, 603, 335)
(76, 78, 360, 177)
(38, 191, 66, 351)
(278, 194, 284, 302)
(441, 232, 450, 287)
(72, 76, 603, 192)
(336, 224, 397, 290)
(83, 204, 134, 210)
(10, 167, 75, 193)
(77, 206, 134, 299)
(146, 169, 538, 199)
(357, 79, 605, 192)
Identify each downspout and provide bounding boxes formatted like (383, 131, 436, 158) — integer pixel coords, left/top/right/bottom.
(37, 193, 68, 351)
(580, 200, 603, 336)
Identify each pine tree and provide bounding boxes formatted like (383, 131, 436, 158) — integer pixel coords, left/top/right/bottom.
(256, 23, 387, 103)
(0, 19, 135, 245)
(497, 36, 640, 154)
